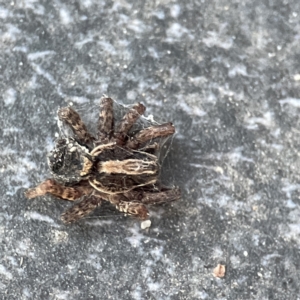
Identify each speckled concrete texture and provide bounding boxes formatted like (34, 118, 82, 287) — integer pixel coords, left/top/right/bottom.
(1, 1, 300, 299)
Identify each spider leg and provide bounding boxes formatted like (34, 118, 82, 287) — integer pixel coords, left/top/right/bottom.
(58, 107, 94, 145)
(97, 96, 114, 143)
(25, 179, 91, 201)
(114, 103, 145, 146)
(90, 142, 116, 157)
(109, 194, 149, 220)
(61, 195, 102, 224)
(126, 122, 175, 149)
(125, 187, 181, 205)
(138, 142, 160, 155)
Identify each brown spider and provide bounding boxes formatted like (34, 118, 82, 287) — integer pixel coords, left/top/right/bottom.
(25, 96, 181, 224)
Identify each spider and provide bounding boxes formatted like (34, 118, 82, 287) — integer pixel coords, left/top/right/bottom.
(25, 96, 181, 224)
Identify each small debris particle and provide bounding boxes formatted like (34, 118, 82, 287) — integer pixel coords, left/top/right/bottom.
(257, 272, 263, 277)
(213, 264, 226, 278)
(294, 74, 300, 81)
(141, 220, 151, 229)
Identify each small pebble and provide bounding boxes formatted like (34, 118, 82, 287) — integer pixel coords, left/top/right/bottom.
(141, 220, 151, 229)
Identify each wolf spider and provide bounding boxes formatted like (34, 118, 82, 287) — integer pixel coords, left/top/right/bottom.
(25, 96, 180, 224)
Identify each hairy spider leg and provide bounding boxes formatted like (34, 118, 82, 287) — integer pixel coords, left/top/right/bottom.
(109, 194, 149, 220)
(126, 122, 175, 150)
(125, 187, 181, 205)
(58, 107, 94, 145)
(25, 179, 86, 201)
(61, 195, 103, 223)
(138, 142, 160, 154)
(114, 103, 146, 146)
(97, 96, 114, 143)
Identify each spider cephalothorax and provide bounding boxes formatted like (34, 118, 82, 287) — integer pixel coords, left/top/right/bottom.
(25, 96, 180, 224)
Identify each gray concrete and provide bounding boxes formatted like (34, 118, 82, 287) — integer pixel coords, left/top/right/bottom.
(1, 0, 300, 299)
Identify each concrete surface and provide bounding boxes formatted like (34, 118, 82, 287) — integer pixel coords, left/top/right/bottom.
(1, 0, 300, 299)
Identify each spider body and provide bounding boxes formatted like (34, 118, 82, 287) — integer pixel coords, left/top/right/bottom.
(25, 96, 180, 224)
